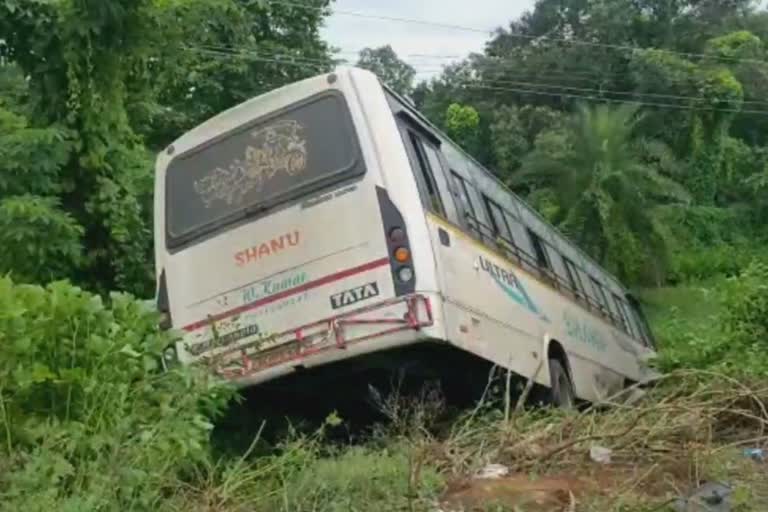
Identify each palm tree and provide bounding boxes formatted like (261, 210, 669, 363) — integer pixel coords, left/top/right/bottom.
(514, 104, 690, 284)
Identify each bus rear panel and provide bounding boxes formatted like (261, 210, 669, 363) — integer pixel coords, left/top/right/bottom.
(154, 70, 437, 386)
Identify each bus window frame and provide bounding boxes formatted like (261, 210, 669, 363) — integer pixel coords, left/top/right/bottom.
(628, 295, 656, 348)
(164, 90, 364, 251)
(396, 115, 459, 224)
(590, 277, 610, 313)
(562, 256, 585, 298)
(611, 293, 632, 334)
(450, 171, 482, 236)
(405, 130, 446, 216)
(420, 141, 461, 224)
(482, 194, 515, 247)
(527, 228, 552, 272)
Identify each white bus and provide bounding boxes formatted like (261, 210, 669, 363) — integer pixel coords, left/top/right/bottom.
(154, 67, 657, 407)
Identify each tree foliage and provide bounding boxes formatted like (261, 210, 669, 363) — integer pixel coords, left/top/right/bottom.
(444, 103, 480, 155)
(0, 0, 333, 297)
(515, 104, 690, 283)
(0, 0, 767, 294)
(357, 45, 416, 97)
(413, 0, 768, 285)
(143, 0, 334, 148)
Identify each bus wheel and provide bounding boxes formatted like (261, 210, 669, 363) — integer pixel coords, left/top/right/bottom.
(549, 359, 575, 409)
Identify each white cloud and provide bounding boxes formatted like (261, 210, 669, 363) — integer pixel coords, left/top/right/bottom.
(321, 0, 535, 79)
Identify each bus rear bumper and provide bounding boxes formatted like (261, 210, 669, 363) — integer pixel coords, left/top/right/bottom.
(208, 294, 435, 386)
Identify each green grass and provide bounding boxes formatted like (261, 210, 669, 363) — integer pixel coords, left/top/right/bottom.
(165, 435, 444, 512)
(641, 275, 726, 350)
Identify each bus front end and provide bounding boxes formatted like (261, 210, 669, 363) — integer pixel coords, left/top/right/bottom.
(154, 68, 439, 387)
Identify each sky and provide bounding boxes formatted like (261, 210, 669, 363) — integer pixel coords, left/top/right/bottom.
(321, 1, 768, 80)
(321, 0, 536, 80)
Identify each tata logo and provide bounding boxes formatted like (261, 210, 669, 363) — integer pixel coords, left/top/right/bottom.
(330, 282, 379, 310)
(479, 256, 547, 320)
(235, 231, 300, 267)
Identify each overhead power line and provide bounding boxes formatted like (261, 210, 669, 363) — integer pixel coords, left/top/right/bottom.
(266, 0, 768, 67)
(183, 46, 768, 116)
(459, 84, 768, 115)
(330, 47, 768, 94)
(454, 76, 768, 108)
(185, 46, 330, 70)
(185, 44, 768, 108)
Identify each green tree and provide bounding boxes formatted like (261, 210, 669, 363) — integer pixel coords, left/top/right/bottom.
(445, 103, 480, 155)
(0, 0, 163, 296)
(141, 0, 334, 148)
(0, 94, 83, 284)
(357, 45, 416, 97)
(491, 105, 564, 182)
(517, 104, 690, 284)
(0, 0, 334, 295)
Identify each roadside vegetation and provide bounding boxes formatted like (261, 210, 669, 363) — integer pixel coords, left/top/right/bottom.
(2, 257, 767, 511)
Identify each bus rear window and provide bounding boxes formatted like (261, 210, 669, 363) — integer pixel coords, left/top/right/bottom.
(165, 93, 363, 246)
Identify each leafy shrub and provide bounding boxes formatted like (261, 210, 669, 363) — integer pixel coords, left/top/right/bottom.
(0, 277, 234, 511)
(668, 243, 768, 283)
(652, 260, 768, 377)
(721, 261, 768, 368)
(0, 196, 83, 284)
(656, 203, 768, 284)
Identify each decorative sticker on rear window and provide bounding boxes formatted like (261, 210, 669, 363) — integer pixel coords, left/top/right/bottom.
(165, 93, 364, 245)
(194, 120, 308, 208)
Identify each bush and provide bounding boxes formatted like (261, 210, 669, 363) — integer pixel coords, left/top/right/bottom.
(721, 261, 768, 371)
(668, 243, 768, 284)
(0, 277, 234, 511)
(653, 260, 768, 377)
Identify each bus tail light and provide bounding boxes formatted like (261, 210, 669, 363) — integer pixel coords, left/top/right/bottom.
(389, 227, 406, 243)
(377, 186, 416, 296)
(397, 266, 414, 283)
(394, 247, 410, 263)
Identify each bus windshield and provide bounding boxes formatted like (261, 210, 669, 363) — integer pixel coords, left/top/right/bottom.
(165, 93, 363, 247)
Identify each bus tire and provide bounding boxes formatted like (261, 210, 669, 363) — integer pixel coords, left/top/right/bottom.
(548, 358, 575, 409)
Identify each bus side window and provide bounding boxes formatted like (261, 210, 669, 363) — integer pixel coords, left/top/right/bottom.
(627, 297, 655, 348)
(405, 131, 445, 216)
(612, 293, 632, 334)
(420, 142, 460, 223)
(562, 257, 585, 298)
(527, 228, 552, 272)
(451, 171, 480, 235)
(482, 195, 514, 248)
(590, 277, 609, 314)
